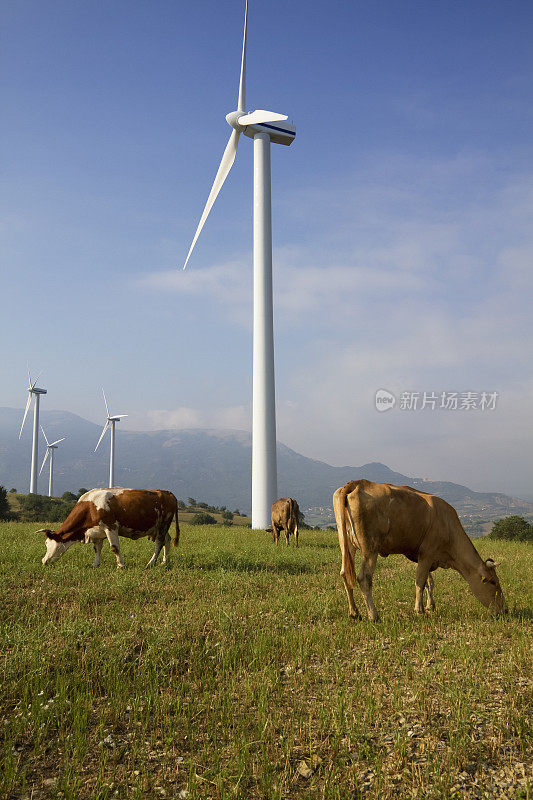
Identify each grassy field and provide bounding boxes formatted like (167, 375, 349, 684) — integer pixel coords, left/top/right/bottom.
(0, 522, 531, 800)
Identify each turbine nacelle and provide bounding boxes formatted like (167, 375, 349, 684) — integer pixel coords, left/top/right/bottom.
(39, 426, 66, 477)
(94, 389, 128, 452)
(225, 109, 296, 146)
(19, 371, 47, 440)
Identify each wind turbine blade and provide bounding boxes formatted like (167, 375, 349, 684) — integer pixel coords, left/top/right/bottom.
(183, 129, 240, 269)
(113, 414, 128, 419)
(49, 437, 66, 447)
(40, 425, 50, 447)
(238, 110, 288, 126)
(19, 393, 32, 439)
(31, 370, 42, 390)
(237, 0, 248, 112)
(94, 421, 110, 452)
(102, 388, 110, 418)
(39, 449, 50, 476)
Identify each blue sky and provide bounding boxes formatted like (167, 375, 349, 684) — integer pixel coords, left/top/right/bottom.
(2, 0, 532, 498)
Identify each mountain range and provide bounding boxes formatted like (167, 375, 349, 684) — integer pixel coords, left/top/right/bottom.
(1, 407, 531, 528)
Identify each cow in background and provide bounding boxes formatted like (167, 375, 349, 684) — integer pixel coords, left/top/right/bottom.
(37, 488, 180, 569)
(271, 498, 300, 546)
(333, 480, 505, 620)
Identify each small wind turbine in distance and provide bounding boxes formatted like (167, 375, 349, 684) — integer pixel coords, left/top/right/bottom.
(19, 371, 47, 494)
(183, 0, 296, 529)
(39, 426, 66, 498)
(94, 389, 128, 488)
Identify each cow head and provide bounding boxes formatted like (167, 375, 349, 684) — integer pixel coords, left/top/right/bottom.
(37, 530, 75, 565)
(475, 558, 506, 612)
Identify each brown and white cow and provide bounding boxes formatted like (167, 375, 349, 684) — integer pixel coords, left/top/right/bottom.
(271, 498, 300, 546)
(38, 488, 180, 569)
(333, 480, 505, 620)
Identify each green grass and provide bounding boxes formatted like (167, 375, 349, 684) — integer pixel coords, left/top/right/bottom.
(0, 522, 531, 799)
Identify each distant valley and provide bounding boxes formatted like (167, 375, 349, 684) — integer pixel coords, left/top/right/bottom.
(1, 407, 532, 534)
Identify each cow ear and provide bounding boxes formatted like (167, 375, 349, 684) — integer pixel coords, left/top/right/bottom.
(485, 558, 499, 568)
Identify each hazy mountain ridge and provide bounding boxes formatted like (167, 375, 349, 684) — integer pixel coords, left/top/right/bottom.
(1, 407, 531, 522)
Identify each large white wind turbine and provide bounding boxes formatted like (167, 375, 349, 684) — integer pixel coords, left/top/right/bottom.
(183, 0, 296, 528)
(39, 426, 66, 498)
(19, 371, 47, 494)
(94, 389, 128, 488)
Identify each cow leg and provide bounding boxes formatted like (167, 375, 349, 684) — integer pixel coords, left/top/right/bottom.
(357, 554, 379, 622)
(146, 530, 167, 569)
(415, 561, 431, 614)
(285, 527, 290, 546)
(161, 532, 172, 569)
(424, 572, 436, 612)
(91, 539, 104, 568)
(273, 525, 281, 545)
(341, 573, 361, 620)
(295, 524, 299, 547)
(104, 527, 126, 568)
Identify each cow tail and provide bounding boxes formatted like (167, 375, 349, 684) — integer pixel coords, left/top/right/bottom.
(292, 498, 299, 534)
(289, 498, 295, 524)
(173, 505, 180, 547)
(333, 486, 356, 589)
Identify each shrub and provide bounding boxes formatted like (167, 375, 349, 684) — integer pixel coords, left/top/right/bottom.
(0, 487, 11, 520)
(222, 510, 234, 521)
(18, 494, 76, 523)
(190, 512, 217, 526)
(488, 515, 533, 542)
(61, 491, 77, 502)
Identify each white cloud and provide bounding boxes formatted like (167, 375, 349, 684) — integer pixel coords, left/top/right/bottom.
(146, 404, 251, 431)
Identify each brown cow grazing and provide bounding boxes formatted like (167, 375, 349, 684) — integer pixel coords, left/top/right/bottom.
(271, 498, 300, 546)
(333, 480, 505, 620)
(37, 488, 180, 569)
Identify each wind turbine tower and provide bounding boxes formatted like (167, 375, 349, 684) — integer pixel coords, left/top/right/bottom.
(19, 372, 47, 494)
(40, 426, 66, 497)
(94, 389, 128, 488)
(183, 0, 296, 528)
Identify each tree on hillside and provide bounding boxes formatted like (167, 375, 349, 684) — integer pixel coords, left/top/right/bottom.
(177, 500, 186, 510)
(0, 487, 11, 520)
(77, 488, 89, 498)
(222, 510, 234, 521)
(62, 491, 77, 503)
(187, 498, 196, 507)
(488, 515, 533, 542)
